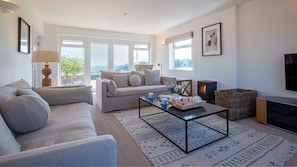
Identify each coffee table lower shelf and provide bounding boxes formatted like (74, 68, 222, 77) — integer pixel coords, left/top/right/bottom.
(139, 96, 229, 154)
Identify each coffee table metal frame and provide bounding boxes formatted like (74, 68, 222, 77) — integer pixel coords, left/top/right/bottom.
(139, 96, 229, 154)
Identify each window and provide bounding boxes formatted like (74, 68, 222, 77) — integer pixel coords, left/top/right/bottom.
(60, 39, 85, 86)
(90, 43, 108, 88)
(113, 44, 129, 72)
(133, 44, 149, 65)
(59, 35, 151, 89)
(169, 39, 193, 71)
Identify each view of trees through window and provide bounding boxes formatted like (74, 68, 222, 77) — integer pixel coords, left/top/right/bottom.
(60, 46, 85, 85)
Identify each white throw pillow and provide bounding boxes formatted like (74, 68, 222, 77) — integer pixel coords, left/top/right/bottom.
(1, 95, 50, 134)
(112, 74, 128, 88)
(129, 74, 142, 87)
(144, 69, 161, 86)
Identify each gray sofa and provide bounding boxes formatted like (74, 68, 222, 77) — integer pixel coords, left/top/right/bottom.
(0, 80, 117, 166)
(96, 70, 176, 112)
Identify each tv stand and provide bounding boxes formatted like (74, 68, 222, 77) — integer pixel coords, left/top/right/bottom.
(256, 96, 297, 133)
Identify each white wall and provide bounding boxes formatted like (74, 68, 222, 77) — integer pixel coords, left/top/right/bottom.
(155, 0, 297, 98)
(155, 7, 238, 95)
(43, 24, 155, 86)
(0, 0, 43, 86)
(237, 0, 297, 98)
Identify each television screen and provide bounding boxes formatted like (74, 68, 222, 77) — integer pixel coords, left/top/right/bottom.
(284, 54, 297, 91)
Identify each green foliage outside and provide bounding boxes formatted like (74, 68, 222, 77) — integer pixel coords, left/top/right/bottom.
(61, 55, 84, 77)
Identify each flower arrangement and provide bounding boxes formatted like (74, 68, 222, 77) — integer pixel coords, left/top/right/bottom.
(166, 83, 185, 94)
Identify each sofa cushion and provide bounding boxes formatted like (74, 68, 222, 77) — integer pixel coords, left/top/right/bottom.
(0, 80, 31, 109)
(129, 74, 142, 87)
(112, 74, 128, 88)
(144, 69, 161, 86)
(101, 70, 131, 80)
(0, 86, 16, 108)
(17, 89, 41, 97)
(0, 114, 21, 156)
(132, 71, 145, 85)
(107, 79, 117, 95)
(16, 103, 97, 151)
(109, 85, 167, 97)
(33, 86, 93, 105)
(1, 95, 50, 134)
(102, 79, 117, 95)
(6, 79, 30, 90)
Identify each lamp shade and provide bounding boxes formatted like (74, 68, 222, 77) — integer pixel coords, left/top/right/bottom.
(32, 51, 60, 64)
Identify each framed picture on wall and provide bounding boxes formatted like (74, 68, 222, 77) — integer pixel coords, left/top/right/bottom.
(18, 17, 30, 54)
(202, 22, 222, 56)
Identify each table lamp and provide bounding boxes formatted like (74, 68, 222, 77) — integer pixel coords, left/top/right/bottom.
(32, 51, 60, 87)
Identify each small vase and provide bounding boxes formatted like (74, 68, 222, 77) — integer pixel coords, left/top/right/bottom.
(171, 93, 179, 99)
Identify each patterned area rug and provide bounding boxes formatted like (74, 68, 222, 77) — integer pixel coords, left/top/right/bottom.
(113, 106, 297, 166)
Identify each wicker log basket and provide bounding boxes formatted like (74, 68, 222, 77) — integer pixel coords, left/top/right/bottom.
(214, 89, 257, 120)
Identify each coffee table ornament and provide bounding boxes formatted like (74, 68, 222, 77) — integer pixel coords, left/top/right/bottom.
(166, 83, 185, 98)
(169, 96, 205, 110)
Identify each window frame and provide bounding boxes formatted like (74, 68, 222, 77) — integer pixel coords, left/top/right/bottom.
(58, 35, 151, 87)
(169, 38, 193, 71)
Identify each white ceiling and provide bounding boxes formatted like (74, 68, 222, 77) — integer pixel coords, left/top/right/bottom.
(23, 0, 249, 35)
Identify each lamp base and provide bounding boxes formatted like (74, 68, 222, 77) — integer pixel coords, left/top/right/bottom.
(42, 78, 51, 87)
(42, 64, 52, 87)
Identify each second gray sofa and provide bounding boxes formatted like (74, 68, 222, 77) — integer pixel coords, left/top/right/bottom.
(96, 70, 176, 112)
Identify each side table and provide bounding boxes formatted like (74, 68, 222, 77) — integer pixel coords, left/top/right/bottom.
(176, 78, 192, 96)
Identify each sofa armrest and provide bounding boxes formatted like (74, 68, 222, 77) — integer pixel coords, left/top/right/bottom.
(0, 135, 117, 166)
(33, 86, 93, 106)
(96, 78, 109, 112)
(161, 76, 176, 85)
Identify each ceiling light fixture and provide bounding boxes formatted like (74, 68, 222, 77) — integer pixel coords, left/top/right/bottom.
(0, 0, 19, 14)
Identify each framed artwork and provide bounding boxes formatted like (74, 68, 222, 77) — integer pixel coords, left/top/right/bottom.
(18, 17, 30, 54)
(202, 22, 222, 56)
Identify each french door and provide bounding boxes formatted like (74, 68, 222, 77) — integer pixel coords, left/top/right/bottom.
(59, 35, 150, 90)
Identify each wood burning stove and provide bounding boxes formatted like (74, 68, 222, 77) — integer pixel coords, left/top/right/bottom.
(197, 80, 217, 104)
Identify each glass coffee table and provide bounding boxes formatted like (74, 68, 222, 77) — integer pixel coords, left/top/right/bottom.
(139, 96, 229, 154)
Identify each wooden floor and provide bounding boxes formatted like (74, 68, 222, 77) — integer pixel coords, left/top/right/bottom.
(91, 104, 297, 166)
